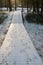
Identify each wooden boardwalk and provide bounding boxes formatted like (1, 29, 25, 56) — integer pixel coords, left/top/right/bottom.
(0, 11, 43, 65)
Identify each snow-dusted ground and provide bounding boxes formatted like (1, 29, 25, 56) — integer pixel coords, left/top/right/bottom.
(0, 8, 43, 64)
(0, 12, 13, 47)
(0, 7, 31, 13)
(24, 19, 43, 62)
(0, 11, 43, 65)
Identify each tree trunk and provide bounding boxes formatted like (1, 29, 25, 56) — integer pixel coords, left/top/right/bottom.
(21, 0, 23, 12)
(15, 0, 16, 10)
(41, 0, 43, 14)
(32, 0, 36, 14)
(8, 0, 12, 11)
(1, 0, 2, 11)
(27, 1, 28, 13)
(36, 1, 39, 13)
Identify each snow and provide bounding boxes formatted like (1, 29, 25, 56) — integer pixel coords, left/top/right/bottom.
(24, 19, 43, 62)
(0, 8, 7, 11)
(0, 12, 13, 47)
(0, 11, 43, 65)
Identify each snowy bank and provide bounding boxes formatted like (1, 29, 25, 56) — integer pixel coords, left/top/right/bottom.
(24, 19, 43, 62)
(0, 12, 13, 47)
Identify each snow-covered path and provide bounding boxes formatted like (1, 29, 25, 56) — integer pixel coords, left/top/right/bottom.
(0, 11, 43, 65)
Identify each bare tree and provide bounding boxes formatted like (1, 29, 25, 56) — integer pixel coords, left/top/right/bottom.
(8, 0, 12, 11)
(15, 0, 16, 10)
(41, 0, 43, 14)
